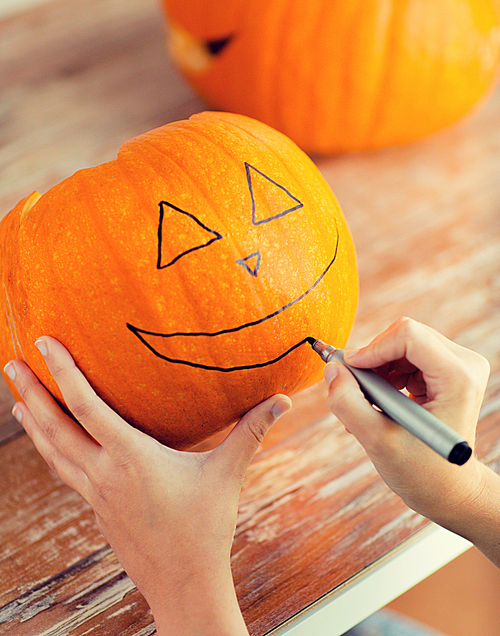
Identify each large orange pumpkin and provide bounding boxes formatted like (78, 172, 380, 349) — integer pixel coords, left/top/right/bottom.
(0, 112, 358, 448)
(162, 0, 500, 154)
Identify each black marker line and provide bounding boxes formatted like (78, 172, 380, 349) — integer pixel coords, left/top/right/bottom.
(245, 163, 303, 225)
(157, 201, 223, 270)
(127, 223, 339, 371)
(236, 250, 261, 277)
(157, 165, 302, 270)
(127, 332, 312, 372)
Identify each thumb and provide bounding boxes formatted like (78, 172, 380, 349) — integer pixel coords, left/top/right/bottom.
(214, 394, 292, 481)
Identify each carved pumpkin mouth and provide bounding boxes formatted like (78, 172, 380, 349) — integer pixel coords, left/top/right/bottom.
(167, 21, 233, 74)
(126, 232, 339, 372)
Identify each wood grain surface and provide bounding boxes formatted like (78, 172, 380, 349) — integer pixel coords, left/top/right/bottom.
(1, 0, 500, 634)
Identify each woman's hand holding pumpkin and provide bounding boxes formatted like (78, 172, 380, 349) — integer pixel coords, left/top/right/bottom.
(4, 337, 291, 636)
(324, 317, 500, 567)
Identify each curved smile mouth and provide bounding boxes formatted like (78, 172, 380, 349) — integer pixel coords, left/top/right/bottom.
(127, 232, 339, 372)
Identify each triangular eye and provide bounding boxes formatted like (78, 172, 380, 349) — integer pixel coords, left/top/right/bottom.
(157, 201, 223, 269)
(245, 163, 303, 226)
(236, 250, 261, 277)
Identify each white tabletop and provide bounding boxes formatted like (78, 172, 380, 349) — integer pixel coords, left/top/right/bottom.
(275, 524, 471, 635)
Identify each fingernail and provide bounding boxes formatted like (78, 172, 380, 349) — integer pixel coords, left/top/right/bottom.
(4, 362, 16, 382)
(344, 348, 361, 362)
(272, 398, 291, 419)
(12, 404, 22, 424)
(35, 338, 48, 357)
(324, 362, 339, 386)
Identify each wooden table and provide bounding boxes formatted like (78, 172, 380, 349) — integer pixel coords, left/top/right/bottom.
(1, 1, 500, 634)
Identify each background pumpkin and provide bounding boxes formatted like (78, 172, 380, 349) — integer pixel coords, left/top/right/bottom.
(0, 111, 358, 449)
(161, 0, 500, 154)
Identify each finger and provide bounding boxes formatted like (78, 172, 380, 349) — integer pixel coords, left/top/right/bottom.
(386, 370, 411, 391)
(344, 317, 490, 414)
(406, 369, 427, 399)
(375, 359, 419, 380)
(12, 401, 91, 500)
(324, 361, 401, 455)
(344, 318, 462, 391)
(213, 394, 292, 482)
(5, 359, 101, 470)
(33, 337, 134, 449)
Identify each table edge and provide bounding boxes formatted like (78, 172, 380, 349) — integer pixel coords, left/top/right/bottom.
(269, 523, 472, 636)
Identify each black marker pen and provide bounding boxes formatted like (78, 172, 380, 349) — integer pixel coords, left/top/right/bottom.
(309, 339, 472, 466)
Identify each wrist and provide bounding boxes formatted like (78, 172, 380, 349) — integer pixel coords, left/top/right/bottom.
(443, 460, 500, 566)
(148, 561, 248, 636)
(427, 460, 500, 564)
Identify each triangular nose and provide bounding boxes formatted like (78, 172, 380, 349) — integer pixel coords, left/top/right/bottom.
(236, 250, 261, 277)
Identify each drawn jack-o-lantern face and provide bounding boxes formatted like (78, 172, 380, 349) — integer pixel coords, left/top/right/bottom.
(0, 112, 358, 448)
(127, 162, 340, 371)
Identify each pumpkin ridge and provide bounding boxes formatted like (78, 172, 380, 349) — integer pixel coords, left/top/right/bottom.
(307, 0, 330, 150)
(110, 155, 171, 323)
(269, 0, 294, 132)
(162, 119, 273, 331)
(130, 134, 221, 213)
(208, 113, 324, 195)
(362, 4, 396, 148)
(311, 0, 352, 150)
(118, 131, 235, 328)
(55, 180, 116, 344)
(185, 117, 252, 169)
(2, 281, 24, 361)
(208, 112, 311, 170)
